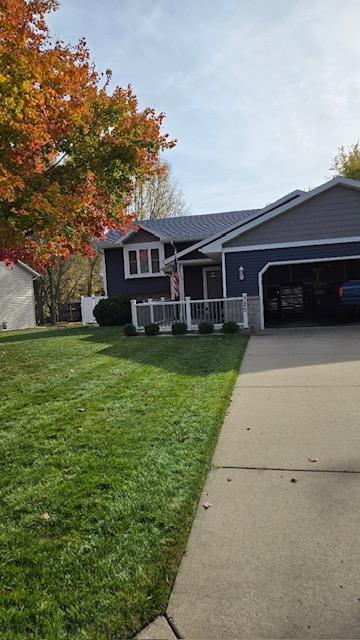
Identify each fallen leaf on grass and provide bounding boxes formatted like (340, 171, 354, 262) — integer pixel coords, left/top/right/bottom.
(308, 457, 318, 463)
(40, 512, 50, 520)
(202, 502, 212, 509)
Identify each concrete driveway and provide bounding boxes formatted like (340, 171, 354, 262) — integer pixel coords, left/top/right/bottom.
(166, 327, 360, 639)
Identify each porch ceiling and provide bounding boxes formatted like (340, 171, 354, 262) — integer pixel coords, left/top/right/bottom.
(162, 257, 217, 274)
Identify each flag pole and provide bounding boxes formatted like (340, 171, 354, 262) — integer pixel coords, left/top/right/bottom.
(170, 241, 180, 301)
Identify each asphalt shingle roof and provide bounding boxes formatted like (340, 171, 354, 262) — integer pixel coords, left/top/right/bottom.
(103, 209, 259, 246)
(100, 187, 309, 249)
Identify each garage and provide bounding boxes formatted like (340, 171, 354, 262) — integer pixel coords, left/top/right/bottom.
(199, 177, 360, 332)
(262, 257, 360, 327)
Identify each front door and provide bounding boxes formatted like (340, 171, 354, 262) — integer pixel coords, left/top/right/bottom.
(204, 267, 223, 299)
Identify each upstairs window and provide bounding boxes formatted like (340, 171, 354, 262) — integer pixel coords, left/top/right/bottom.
(123, 243, 164, 278)
(128, 250, 138, 275)
(151, 248, 160, 273)
(139, 249, 149, 273)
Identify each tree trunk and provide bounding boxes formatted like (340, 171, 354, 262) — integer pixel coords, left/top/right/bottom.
(86, 254, 99, 296)
(54, 260, 65, 321)
(33, 279, 45, 324)
(47, 267, 57, 324)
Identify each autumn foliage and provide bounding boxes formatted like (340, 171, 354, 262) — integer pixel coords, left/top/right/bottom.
(0, 0, 175, 266)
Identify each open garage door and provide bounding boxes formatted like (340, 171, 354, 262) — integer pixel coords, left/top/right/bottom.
(262, 257, 360, 328)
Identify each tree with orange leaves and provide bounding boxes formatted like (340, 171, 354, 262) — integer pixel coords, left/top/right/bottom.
(0, 0, 175, 267)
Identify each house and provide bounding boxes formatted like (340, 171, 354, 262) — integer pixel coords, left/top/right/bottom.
(0, 261, 40, 331)
(98, 176, 360, 331)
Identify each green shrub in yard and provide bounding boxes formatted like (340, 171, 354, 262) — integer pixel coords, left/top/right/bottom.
(171, 322, 187, 335)
(222, 321, 240, 334)
(123, 323, 138, 336)
(93, 296, 131, 326)
(198, 321, 214, 334)
(144, 323, 160, 336)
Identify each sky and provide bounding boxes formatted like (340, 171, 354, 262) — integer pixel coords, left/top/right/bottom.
(47, 0, 360, 215)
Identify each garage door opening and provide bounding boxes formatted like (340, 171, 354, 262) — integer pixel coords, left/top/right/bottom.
(262, 257, 360, 328)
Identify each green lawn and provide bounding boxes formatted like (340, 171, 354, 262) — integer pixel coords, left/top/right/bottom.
(0, 326, 247, 640)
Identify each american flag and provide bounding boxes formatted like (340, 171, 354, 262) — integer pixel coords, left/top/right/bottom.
(171, 250, 180, 300)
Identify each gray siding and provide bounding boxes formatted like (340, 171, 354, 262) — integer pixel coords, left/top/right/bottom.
(0, 262, 36, 330)
(226, 241, 360, 297)
(225, 186, 360, 247)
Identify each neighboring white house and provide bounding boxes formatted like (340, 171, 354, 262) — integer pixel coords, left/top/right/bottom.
(0, 261, 40, 331)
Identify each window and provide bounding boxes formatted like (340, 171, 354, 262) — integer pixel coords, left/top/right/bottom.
(151, 248, 160, 273)
(123, 243, 164, 279)
(139, 249, 149, 273)
(128, 250, 138, 275)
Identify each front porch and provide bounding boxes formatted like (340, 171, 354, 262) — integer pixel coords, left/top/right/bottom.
(128, 258, 246, 331)
(180, 261, 224, 300)
(131, 294, 248, 332)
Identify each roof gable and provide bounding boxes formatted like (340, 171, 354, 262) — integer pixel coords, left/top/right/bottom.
(97, 178, 360, 260)
(164, 188, 306, 264)
(123, 229, 161, 244)
(224, 184, 360, 249)
(200, 177, 360, 255)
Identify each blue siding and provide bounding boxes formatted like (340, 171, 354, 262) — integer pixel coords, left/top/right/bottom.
(105, 248, 170, 297)
(105, 241, 206, 298)
(226, 241, 360, 296)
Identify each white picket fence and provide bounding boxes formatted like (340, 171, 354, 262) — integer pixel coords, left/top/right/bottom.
(131, 294, 248, 332)
(81, 295, 107, 324)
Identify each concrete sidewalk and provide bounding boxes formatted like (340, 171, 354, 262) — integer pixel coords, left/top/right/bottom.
(140, 327, 360, 639)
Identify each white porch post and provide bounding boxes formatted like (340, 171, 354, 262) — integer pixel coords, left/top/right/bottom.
(221, 251, 227, 297)
(185, 296, 192, 331)
(242, 293, 249, 329)
(160, 297, 165, 325)
(148, 298, 154, 324)
(131, 299, 138, 330)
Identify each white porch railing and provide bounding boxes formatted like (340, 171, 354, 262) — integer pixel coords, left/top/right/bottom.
(131, 294, 248, 331)
(81, 295, 107, 324)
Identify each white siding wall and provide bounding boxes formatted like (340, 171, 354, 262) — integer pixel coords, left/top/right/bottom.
(0, 262, 37, 330)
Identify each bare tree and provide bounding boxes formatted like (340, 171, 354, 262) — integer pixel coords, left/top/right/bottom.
(132, 161, 188, 219)
(35, 253, 103, 324)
